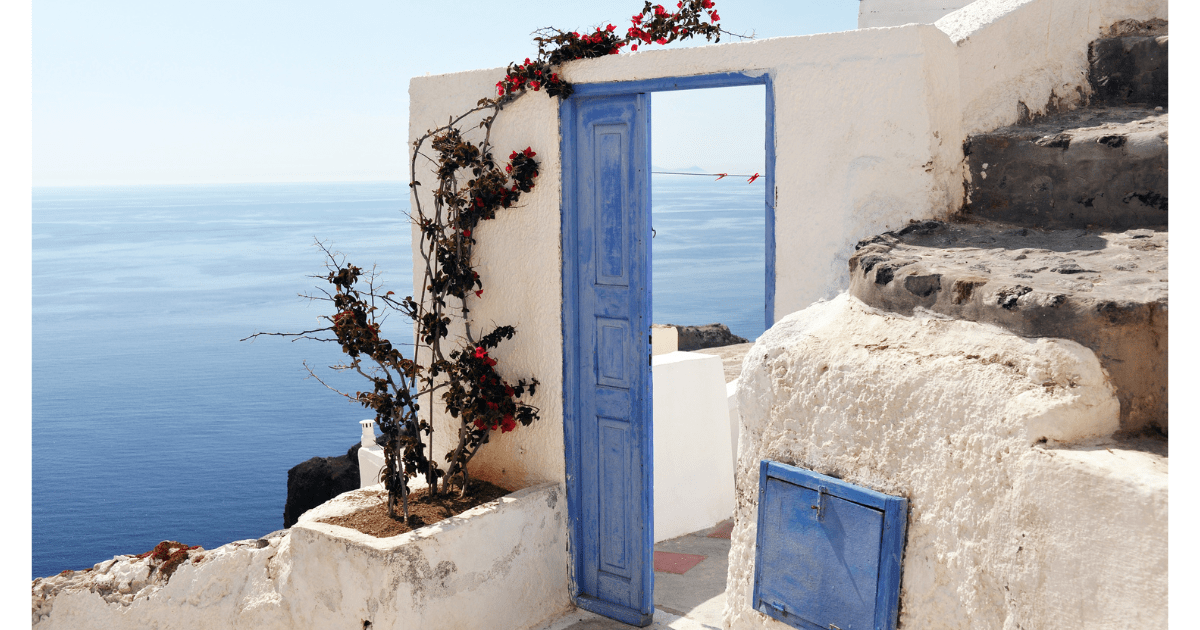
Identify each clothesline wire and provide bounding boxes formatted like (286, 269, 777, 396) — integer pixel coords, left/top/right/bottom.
(653, 171, 757, 177)
(652, 171, 763, 182)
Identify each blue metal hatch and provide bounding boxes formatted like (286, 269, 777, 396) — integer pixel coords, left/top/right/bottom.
(752, 460, 907, 630)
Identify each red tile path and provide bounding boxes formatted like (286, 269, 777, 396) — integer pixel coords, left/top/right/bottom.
(653, 551, 706, 575)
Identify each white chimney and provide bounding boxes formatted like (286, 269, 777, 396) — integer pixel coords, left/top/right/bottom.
(360, 419, 376, 448)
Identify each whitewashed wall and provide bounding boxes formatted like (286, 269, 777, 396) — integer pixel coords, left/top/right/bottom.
(651, 352, 736, 542)
(409, 28, 969, 466)
(859, 0, 975, 28)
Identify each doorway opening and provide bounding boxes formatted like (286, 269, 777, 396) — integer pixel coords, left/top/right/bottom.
(561, 72, 774, 627)
(648, 83, 766, 629)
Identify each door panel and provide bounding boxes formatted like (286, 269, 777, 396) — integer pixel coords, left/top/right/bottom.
(562, 92, 653, 627)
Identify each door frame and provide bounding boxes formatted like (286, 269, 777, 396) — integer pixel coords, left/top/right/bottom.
(560, 71, 776, 623)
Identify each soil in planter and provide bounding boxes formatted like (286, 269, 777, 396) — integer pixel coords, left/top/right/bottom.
(317, 480, 511, 538)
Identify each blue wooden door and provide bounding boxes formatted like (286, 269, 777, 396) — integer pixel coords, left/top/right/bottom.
(561, 92, 654, 627)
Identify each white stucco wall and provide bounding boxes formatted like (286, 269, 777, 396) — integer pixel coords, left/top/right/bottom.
(859, 0, 975, 28)
(409, 28, 971, 460)
(34, 483, 572, 630)
(723, 294, 1166, 629)
(651, 352, 736, 542)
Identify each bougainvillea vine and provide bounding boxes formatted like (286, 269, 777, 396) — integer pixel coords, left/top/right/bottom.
(251, 1, 744, 523)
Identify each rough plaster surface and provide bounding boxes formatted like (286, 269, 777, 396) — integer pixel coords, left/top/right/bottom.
(34, 483, 571, 630)
(849, 220, 1167, 433)
(652, 352, 736, 542)
(936, 0, 1168, 135)
(723, 294, 1166, 629)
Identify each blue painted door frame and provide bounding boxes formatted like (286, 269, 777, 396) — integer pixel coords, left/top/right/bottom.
(561, 72, 775, 626)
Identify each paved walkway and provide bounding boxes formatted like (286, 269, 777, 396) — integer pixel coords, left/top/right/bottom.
(692, 343, 753, 383)
(536, 519, 734, 630)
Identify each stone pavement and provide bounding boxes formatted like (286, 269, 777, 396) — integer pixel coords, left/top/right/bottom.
(691, 344, 753, 383)
(536, 519, 734, 630)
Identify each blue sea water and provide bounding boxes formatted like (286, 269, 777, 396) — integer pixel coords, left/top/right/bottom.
(32, 178, 765, 578)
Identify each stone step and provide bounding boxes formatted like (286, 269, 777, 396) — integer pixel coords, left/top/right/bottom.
(849, 219, 1166, 436)
(1089, 29, 1167, 107)
(964, 106, 1166, 230)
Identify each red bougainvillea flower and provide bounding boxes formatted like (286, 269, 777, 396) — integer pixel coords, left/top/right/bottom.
(463, 229, 471, 237)
(677, 0, 683, 6)
(654, 5, 666, 16)
(702, 0, 714, 8)
(474, 289, 484, 297)
(487, 401, 498, 410)
(632, 13, 643, 23)
(501, 415, 516, 432)
(530, 80, 540, 91)
(711, 11, 720, 21)
(486, 357, 498, 367)
(747, 172, 760, 183)
(474, 418, 486, 429)
(523, 147, 535, 157)
(474, 347, 488, 359)
(505, 386, 515, 396)
(656, 37, 667, 44)
(631, 43, 638, 51)
(607, 23, 616, 31)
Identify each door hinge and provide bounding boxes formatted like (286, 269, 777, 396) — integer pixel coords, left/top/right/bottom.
(811, 485, 828, 521)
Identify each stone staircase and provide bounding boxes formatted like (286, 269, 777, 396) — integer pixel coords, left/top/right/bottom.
(848, 21, 1168, 437)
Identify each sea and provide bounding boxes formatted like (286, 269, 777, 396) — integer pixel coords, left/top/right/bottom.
(31, 177, 765, 578)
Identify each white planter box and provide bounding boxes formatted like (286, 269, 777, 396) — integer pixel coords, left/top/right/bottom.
(290, 482, 572, 630)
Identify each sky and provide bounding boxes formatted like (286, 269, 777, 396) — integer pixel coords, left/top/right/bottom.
(31, 0, 860, 186)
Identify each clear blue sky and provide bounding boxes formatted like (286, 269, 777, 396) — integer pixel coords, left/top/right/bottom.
(33, 0, 859, 186)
